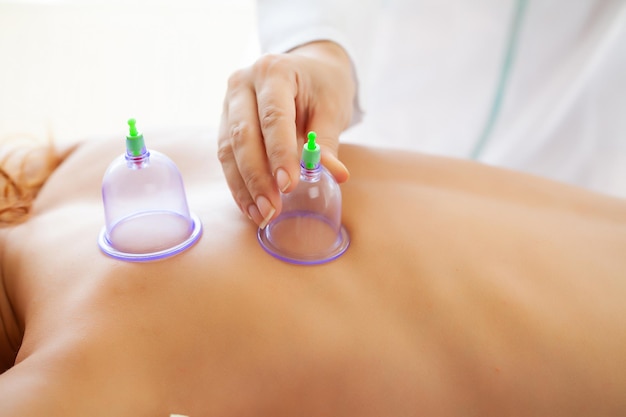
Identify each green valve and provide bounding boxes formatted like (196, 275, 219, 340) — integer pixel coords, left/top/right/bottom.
(126, 118, 146, 157)
(302, 131, 321, 169)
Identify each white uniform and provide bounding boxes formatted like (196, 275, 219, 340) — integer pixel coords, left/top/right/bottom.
(258, 0, 626, 197)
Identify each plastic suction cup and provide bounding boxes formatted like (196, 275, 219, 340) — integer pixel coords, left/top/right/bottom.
(258, 131, 350, 265)
(98, 119, 202, 262)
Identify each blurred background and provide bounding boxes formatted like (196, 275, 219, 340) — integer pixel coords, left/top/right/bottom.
(0, 0, 259, 144)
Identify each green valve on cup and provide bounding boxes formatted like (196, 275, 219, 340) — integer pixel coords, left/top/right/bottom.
(302, 131, 321, 169)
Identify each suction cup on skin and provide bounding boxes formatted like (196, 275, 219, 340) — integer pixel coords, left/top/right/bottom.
(258, 131, 350, 265)
(98, 119, 202, 262)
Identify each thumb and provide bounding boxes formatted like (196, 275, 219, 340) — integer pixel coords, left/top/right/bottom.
(320, 147, 350, 183)
(305, 104, 352, 183)
(308, 128, 350, 184)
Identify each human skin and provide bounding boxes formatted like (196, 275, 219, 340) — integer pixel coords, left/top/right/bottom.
(218, 40, 354, 229)
(1, 128, 626, 416)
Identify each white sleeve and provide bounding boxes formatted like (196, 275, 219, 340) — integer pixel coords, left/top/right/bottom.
(257, 0, 381, 126)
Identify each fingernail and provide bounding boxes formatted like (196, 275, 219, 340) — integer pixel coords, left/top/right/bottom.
(275, 168, 291, 193)
(247, 204, 262, 225)
(256, 195, 276, 229)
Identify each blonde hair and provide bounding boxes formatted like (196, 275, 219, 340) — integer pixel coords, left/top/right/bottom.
(1, 135, 62, 225)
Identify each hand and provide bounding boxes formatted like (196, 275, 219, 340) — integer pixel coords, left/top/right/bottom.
(218, 41, 355, 228)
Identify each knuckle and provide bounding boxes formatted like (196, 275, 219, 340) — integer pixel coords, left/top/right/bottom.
(216, 121, 253, 163)
(229, 122, 253, 148)
(242, 169, 267, 194)
(216, 138, 234, 164)
(254, 54, 299, 91)
(266, 143, 292, 165)
(234, 186, 253, 207)
(253, 53, 290, 77)
(259, 104, 288, 132)
(226, 68, 250, 91)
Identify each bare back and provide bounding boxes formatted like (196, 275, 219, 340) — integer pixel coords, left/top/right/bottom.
(1, 128, 626, 416)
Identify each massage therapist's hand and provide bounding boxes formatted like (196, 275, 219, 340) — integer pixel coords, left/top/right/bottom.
(218, 41, 355, 228)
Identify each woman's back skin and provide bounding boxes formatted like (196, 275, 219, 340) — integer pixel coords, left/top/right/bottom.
(1, 128, 625, 416)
